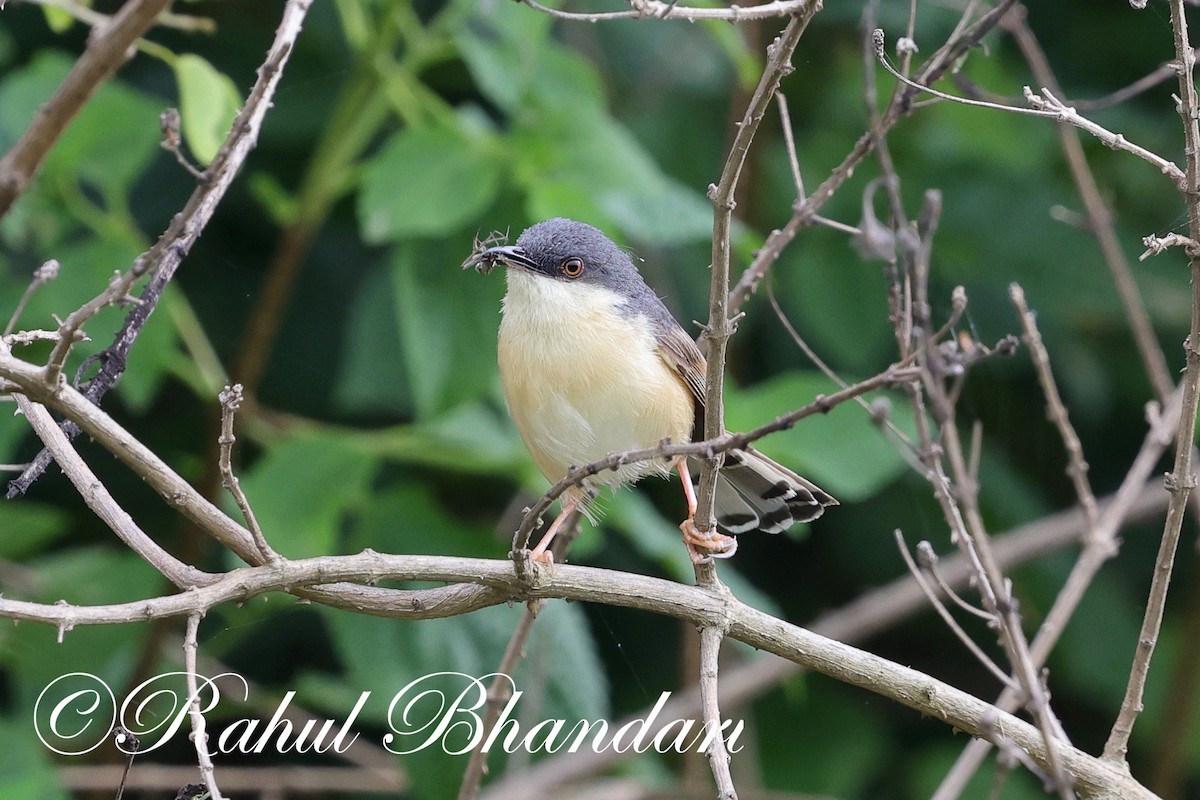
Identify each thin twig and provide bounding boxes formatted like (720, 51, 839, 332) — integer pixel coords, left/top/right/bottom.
(484, 480, 1168, 800)
(218, 384, 276, 563)
(896, 532, 1017, 688)
(8, 0, 315, 496)
(43, 0, 313, 383)
(1010, 284, 1100, 529)
(457, 604, 541, 800)
(871, 30, 1187, 189)
(3, 259, 59, 337)
(458, 514, 582, 800)
(0, 342, 213, 589)
(917, 541, 993, 620)
(520, 0, 819, 23)
(728, 0, 1019, 313)
(699, 625, 737, 799)
(887, 179, 1074, 795)
(952, 48, 1199, 115)
(934, 387, 1183, 799)
(697, 10, 819, 552)
(765, 283, 919, 459)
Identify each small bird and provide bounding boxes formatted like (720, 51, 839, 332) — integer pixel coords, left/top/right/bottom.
(467, 218, 836, 563)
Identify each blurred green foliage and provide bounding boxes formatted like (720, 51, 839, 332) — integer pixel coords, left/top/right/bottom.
(0, 0, 1196, 798)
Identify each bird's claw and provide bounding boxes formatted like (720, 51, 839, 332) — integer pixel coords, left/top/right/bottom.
(680, 519, 738, 563)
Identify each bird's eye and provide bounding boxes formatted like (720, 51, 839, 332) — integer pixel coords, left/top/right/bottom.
(562, 257, 585, 278)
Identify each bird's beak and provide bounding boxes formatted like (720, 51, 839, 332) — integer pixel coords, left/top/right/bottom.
(480, 245, 539, 273)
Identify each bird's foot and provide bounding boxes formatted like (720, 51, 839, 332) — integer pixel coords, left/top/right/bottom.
(530, 548, 555, 566)
(679, 519, 738, 564)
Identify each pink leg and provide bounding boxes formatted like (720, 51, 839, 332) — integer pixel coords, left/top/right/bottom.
(676, 457, 698, 517)
(530, 490, 582, 564)
(674, 458, 737, 563)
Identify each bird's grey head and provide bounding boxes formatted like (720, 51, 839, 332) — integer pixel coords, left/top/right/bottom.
(479, 218, 648, 301)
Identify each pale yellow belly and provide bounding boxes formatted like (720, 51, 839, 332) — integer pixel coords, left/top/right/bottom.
(498, 273, 694, 486)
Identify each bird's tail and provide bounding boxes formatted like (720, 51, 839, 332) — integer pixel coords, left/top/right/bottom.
(689, 448, 837, 536)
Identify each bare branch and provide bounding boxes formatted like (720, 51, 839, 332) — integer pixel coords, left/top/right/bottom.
(1141, 232, 1200, 261)
(1003, 10, 1174, 402)
(457, 604, 542, 800)
(9, 0, 315, 497)
(729, 0, 1019, 312)
(1104, 0, 1200, 764)
(935, 388, 1183, 799)
(699, 625, 737, 799)
(0, 342, 213, 589)
(44, 0, 314, 386)
(0, 552, 1161, 800)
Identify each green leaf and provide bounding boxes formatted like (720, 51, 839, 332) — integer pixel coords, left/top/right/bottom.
(174, 53, 242, 165)
(757, 684, 891, 796)
(725, 373, 912, 501)
(514, 108, 712, 246)
(455, 0, 554, 112)
(773, 235, 898, 375)
(350, 483, 499, 558)
(0, 714, 68, 800)
(388, 245, 506, 419)
(248, 171, 300, 226)
(41, 6, 75, 33)
(0, 52, 160, 202)
(333, 260, 414, 417)
(233, 434, 380, 559)
(358, 124, 502, 242)
(456, 1, 605, 114)
(0, 504, 70, 560)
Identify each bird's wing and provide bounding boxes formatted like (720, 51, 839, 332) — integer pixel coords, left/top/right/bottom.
(655, 322, 706, 397)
